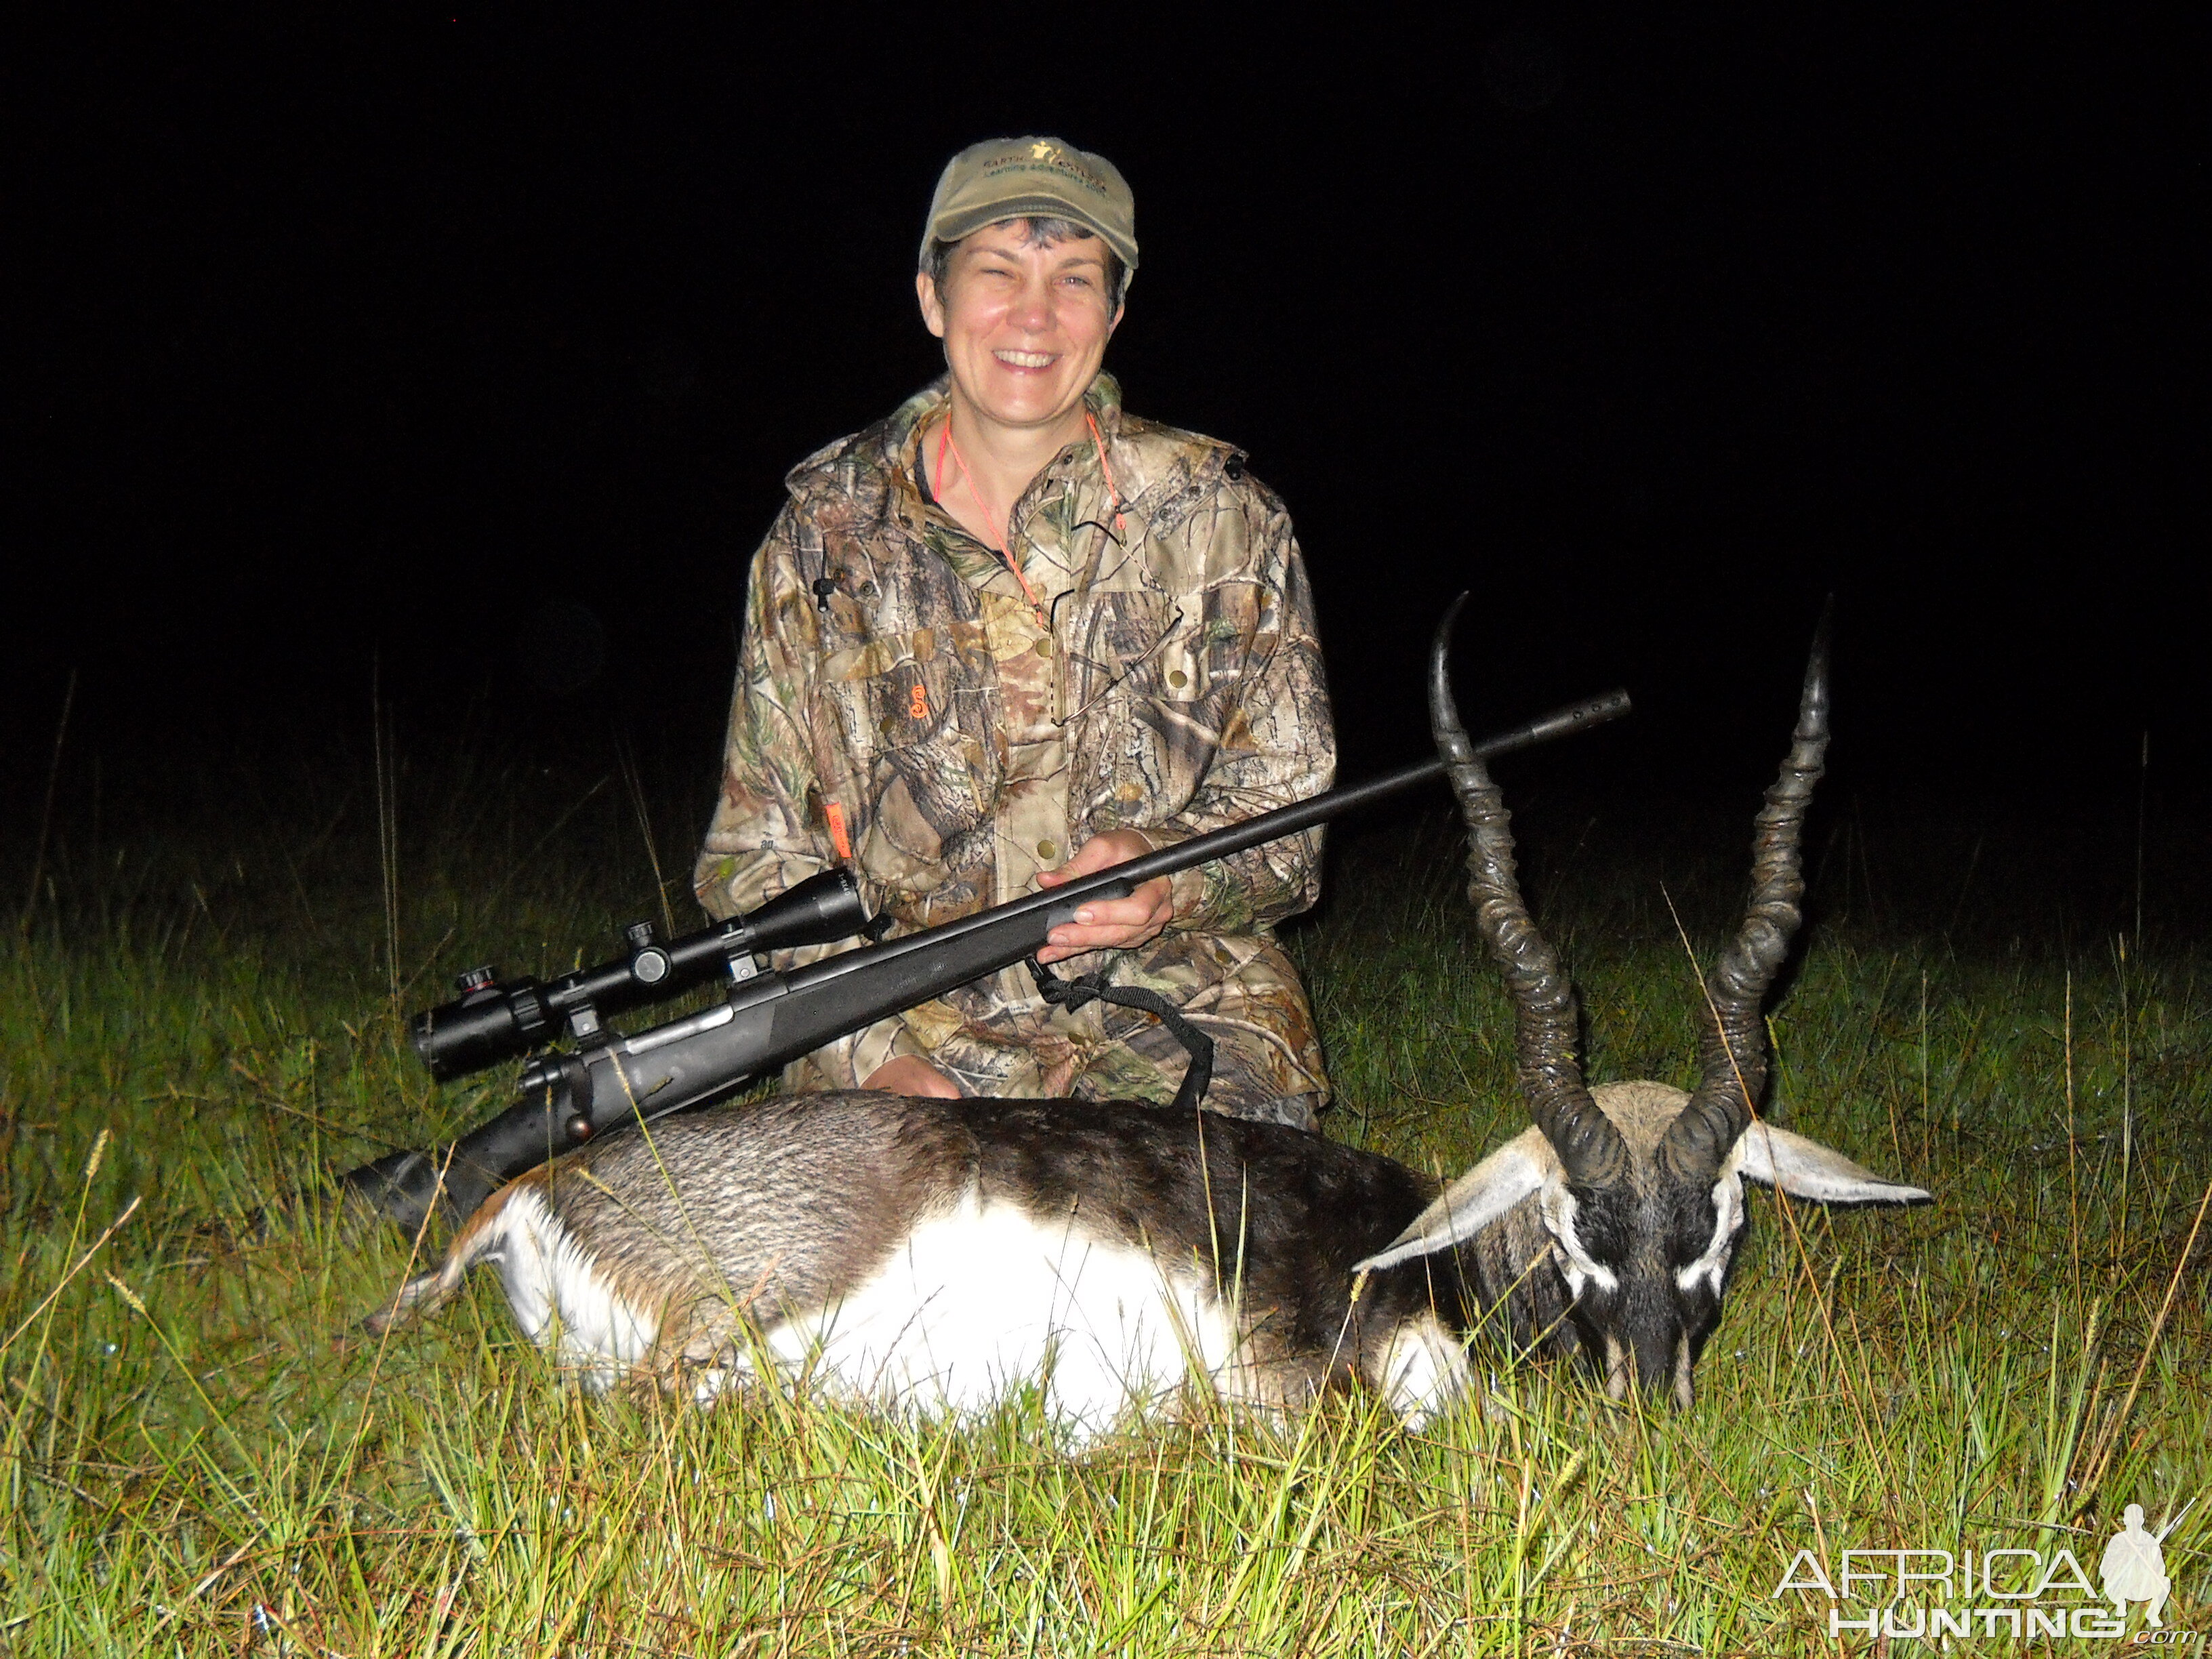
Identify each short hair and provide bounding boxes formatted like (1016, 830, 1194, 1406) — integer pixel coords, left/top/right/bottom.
(921, 216, 1129, 312)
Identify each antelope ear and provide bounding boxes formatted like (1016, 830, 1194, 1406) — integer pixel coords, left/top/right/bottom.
(1354, 1128, 1557, 1272)
(1734, 1123, 1931, 1205)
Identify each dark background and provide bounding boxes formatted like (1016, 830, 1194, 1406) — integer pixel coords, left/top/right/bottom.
(9, 7, 2203, 929)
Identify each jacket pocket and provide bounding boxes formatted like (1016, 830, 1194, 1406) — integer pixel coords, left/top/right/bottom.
(1071, 590, 1197, 708)
(1072, 590, 1222, 820)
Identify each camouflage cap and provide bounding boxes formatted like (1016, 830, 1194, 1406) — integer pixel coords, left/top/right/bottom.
(920, 136, 1139, 274)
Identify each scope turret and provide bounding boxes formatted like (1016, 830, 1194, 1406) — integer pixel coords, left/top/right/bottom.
(408, 867, 870, 1080)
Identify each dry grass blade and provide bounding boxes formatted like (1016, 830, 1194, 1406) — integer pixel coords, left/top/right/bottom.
(1660, 884, 1879, 1455)
(0, 1193, 140, 1363)
(2075, 1171, 2212, 1500)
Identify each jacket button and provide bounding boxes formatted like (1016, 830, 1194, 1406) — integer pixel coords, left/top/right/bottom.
(1036, 840, 1059, 861)
(1167, 668, 1188, 689)
(1033, 636, 1053, 657)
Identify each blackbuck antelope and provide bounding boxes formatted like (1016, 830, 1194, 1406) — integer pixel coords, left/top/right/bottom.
(370, 605, 1928, 1425)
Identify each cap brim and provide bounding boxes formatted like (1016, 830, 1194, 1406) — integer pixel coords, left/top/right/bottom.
(928, 194, 1139, 272)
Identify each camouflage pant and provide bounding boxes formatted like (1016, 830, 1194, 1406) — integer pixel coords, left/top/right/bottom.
(781, 933, 1327, 1131)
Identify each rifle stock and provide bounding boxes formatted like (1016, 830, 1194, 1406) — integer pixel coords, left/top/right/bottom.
(339, 687, 1630, 1231)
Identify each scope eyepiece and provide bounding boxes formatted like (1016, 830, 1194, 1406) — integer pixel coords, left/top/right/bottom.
(409, 868, 873, 1081)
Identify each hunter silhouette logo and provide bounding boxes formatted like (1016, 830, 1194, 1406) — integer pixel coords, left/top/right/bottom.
(2102, 1505, 2173, 1630)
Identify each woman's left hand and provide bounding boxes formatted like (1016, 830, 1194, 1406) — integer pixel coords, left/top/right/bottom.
(1033, 830, 1174, 963)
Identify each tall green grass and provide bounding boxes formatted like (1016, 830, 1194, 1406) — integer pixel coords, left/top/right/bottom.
(2, 756, 2205, 1654)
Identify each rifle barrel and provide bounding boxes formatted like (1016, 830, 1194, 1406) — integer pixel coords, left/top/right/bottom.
(1110, 685, 1633, 888)
(861, 686, 1633, 962)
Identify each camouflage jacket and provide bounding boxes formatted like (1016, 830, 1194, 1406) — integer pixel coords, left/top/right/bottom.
(693, 373, 1334, 1097)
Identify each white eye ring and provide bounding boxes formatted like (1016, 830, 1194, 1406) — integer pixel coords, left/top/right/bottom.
(1673, 1174, 1747, 1294)
(1540, 1186, 1620, 1294)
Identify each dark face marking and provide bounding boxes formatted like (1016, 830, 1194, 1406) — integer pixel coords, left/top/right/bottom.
(1542, 1170, 1750, 1405)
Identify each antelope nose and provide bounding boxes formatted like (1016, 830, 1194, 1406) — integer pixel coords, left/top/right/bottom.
(1633, 1332, 1681, 1399)
(1604, 1330, 1687, 1404)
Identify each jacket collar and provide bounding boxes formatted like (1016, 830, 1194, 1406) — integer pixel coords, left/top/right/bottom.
(787, 373, 1127, 499)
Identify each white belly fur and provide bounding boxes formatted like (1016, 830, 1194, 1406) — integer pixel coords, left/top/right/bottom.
(478, 1186, 1470, 1433)
(738, 1193, 1239, 1434)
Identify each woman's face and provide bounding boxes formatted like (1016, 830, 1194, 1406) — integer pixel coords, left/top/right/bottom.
(917, 220, 1122, 440)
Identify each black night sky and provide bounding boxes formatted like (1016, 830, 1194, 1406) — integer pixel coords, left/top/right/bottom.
(10, 9, 2203, 896)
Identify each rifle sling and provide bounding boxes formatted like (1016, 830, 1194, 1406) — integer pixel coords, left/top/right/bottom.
(1025, 957, 1215, 1115)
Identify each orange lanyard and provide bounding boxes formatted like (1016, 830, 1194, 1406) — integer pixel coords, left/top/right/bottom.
(930, 411, 1130, 630)
(933, 417, 1048, 626)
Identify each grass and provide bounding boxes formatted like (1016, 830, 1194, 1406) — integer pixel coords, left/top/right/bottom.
(2, 747, 2208, 1654)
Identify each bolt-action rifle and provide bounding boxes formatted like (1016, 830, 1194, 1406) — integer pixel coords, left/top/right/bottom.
(340, 687, 1631, 1233)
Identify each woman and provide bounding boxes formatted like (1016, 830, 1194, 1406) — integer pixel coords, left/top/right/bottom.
(694, 136, 1335, 1128)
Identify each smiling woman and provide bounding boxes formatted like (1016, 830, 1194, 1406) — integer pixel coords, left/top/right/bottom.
(918, 219, 1124, 474)
(691, 135, 1340, 1127)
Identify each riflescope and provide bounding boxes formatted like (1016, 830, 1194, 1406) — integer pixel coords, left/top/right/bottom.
(409, 867, 869, 1080)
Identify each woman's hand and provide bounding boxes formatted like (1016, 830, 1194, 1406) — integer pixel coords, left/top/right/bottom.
(861, 1055, 962, 1097)
(1033, 829, 1174, 964)
(861, 830, 1172, 1085)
